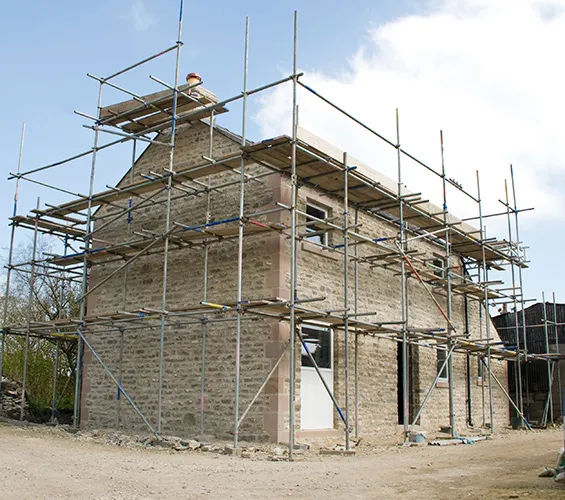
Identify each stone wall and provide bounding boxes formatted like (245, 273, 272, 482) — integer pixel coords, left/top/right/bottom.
(82, 122, 289, 442)
(294, 182, 509, 437)
(81, 121, 509, 442)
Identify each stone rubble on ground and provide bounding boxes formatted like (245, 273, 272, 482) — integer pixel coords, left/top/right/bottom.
(0, 414, 352, 462)
(69, 426, 308, 461)
(538, 466, 556, 478)
(0, 378, 29, 421)
(539, 446, 565, 482)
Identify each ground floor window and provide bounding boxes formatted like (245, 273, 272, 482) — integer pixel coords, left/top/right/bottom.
(437, 346, 448, 380)
(477, 356, 484, 381)
(301, 326, 332, 368)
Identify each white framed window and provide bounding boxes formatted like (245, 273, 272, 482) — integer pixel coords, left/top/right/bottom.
(477, 357, 483, 381)
(437, 346, 448, 380)
(432, 258, 445, 278)
(305, 203, 329, 246)
(301, 325, 332, 370)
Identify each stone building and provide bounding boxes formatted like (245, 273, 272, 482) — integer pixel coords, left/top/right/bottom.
(78, 101, 511, 443)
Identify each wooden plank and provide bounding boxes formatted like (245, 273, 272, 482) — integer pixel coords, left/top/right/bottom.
(241, 133, 517, 264)
(39, 156, 237, 218)
(11, 216, 86, 238)
(48, 219, 279, 266)
(120, 105, 228, 133)
(114, 95, 217, 130)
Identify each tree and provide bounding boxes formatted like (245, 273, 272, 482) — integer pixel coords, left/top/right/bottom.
(1, 237, 80, 418)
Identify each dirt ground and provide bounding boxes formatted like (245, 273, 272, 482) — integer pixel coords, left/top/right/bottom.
(0, 424, 563, 499)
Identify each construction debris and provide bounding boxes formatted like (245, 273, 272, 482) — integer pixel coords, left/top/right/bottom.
(539, 466, 557, 478)
(539, 446, 565, 482)
(0, 378, 28, 421)
(319, 444, 356, 456)
(428, 436, 488, 446)
(319, 449, 356, 456)
(409, 431, 426, 444)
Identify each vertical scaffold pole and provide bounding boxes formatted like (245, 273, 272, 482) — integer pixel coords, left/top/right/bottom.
(505, 179, 524, 417)
(479, 297, 486, 426)
(0, 122, 25, 407)
(464, 282, 472, 426)
(478, 280, 486, 426)
(74, 81, 104, 427)
(477, 171, 494, 433)
(440, 131, 456, 437)
(21, 197, 40, 421)
(510, 166, 528, 357)
(510, 165, 530, 415)
(118, 138, 136, 428)
(354, 207, 359, 439)
(52, 237, 68, 422)
(542, 291, 553, 424)
(396, 109, 409, 440)
(234, 17, 249, 449)
(343, 151, 350, 451)
(553, 293, 563, 417)
(200, 110, 214, 437)
(50, 339, 60, 422)
(288, 10, 299, 460)
(157, 0, 183, 434)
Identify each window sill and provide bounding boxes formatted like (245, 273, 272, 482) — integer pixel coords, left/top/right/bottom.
(435, 379, 449, 388)
(301, 240, 339, 261)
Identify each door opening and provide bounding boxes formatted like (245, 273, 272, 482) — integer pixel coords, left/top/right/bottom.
(300, 325, 333, 430)
(397, 342, 420, 425)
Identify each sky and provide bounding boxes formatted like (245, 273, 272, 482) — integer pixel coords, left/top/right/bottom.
(0, 0, 563, 308)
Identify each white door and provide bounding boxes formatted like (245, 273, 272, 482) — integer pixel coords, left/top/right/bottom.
(300, 326, 334, 430)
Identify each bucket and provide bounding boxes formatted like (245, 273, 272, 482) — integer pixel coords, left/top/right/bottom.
(409, 431, 426, 443)
(511, 416, 523, 430)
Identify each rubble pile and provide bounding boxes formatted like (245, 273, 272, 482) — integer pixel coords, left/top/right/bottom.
(75, 429, 310, 461)
(539, 447, 565, 483)
(0, 378, 28, 420)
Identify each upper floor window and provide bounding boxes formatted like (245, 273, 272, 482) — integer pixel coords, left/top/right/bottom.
(432, 258, 445, 278)
(305, 203, 329, 246)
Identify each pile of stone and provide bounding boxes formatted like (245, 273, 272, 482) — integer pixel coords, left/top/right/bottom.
(77, 429, 311, 461)
(146, 436, 215, 452)
(142, 436, 283, 459)
(0, 378, 28, 420)
(539, 447, 565, 483)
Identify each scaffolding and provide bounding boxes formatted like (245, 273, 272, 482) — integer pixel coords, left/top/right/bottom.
(493, 294, 564, 426)
(1, 3, 561, 457)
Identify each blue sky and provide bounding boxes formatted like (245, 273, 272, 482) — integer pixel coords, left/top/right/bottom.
(1, 0, 563, 309)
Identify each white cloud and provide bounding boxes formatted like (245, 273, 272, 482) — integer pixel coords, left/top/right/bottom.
(254, 0, 565, 232)
(130, 0, 157, 32)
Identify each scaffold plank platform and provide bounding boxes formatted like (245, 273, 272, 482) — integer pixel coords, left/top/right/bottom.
(99, 84, 227, 133)
(239, 134, 517, 266)
(48, 219, 286, 266)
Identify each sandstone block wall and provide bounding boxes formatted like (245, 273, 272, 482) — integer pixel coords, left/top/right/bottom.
(82, 122, 288, 441)
(294, 182, 509, 436)
(81, 121, 509, 442)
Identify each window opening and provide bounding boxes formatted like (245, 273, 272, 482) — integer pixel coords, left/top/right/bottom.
(432, 258, 444, 278)
(437, 346, 448, 380)
(301, 326, 332, 369)
(306, 203, 328, 246)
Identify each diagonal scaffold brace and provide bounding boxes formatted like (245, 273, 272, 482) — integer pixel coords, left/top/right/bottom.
(77, 329, 159, 438)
